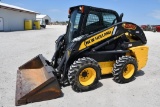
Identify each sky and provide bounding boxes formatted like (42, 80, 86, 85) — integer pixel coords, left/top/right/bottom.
(1, 0, 160, 25)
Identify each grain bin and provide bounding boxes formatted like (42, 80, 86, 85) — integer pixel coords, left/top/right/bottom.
(24, 20, 32, 30)
(34, 20, 40, 30)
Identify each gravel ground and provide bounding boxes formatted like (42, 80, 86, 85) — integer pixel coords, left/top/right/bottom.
(0, 25, 160, 107)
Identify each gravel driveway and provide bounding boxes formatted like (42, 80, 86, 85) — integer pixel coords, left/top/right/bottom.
(0, 25, 160, 107)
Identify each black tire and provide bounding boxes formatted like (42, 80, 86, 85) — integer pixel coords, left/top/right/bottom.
(40, 25, 46, 28)
(68, 57, 101, 92)
(113, 56, 138, 83)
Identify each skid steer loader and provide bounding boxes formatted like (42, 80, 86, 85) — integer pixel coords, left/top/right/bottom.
(15, 5, 149, 106)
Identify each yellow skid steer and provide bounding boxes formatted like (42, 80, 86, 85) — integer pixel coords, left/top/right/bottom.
(15, 5, 149, 106)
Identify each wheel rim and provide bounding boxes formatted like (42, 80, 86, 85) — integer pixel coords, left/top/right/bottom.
(79, 68, 96, 86)
(123, 64, 135, 79)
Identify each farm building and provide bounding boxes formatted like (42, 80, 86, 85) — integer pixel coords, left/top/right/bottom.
(0, 2, 38, 31)
(36, 15, 51, 27)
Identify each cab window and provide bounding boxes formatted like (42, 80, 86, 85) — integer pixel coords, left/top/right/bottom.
(85, 12, 101, 34)
(85, 11, 117, 34)
(102, 13, 117, 27)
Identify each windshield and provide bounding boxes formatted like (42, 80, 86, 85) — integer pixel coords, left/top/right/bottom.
(66, 10, 81, 43)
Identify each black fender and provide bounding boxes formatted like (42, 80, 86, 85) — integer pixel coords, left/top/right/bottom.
(113, 22, 147, 44)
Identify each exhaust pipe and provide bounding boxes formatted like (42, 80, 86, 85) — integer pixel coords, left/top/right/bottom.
(15, 54, 62, 106)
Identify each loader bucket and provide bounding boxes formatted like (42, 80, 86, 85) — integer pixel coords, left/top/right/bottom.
(15, 54, 62, 106)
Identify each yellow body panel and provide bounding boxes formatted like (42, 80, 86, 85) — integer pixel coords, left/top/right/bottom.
(79, 27, 114, 50)
(34, 20, 41, 30)
(129, 46, 149, 70)
(99, 61, 114, 75)
(24, 20, 32, 30)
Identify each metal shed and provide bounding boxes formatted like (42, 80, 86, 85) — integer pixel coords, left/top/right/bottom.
(0, 2, 38, 32)
(36, 15, 51, 25)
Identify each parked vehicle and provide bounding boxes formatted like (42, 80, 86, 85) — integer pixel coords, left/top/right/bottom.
(141, 25, 156, 32)
(153, 25, 160, 32)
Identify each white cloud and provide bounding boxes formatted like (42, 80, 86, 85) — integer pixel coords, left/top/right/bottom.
(150, 10, 160, 19)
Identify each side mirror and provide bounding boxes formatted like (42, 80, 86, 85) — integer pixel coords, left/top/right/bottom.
(119, 13, 124, 22)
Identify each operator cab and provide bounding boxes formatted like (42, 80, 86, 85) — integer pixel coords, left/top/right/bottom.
(65, 5, 123, 44)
